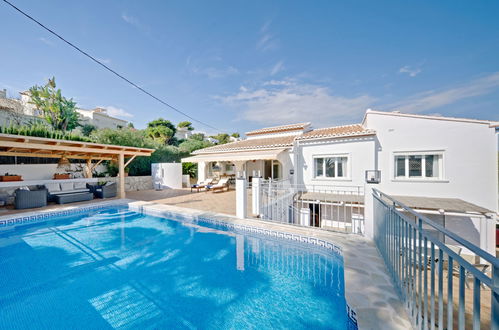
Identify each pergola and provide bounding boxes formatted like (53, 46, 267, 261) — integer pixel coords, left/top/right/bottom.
(0, 133, 154, 198)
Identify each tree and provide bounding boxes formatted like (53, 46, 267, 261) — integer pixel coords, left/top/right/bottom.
(145, 118, 176, 145)
(231, 132, 240, 138)
(81, 124, 96, 136)
(28, 77, 80, 131)
(127, 122, 135, 129)
(178, 138, 213, 153)
(210, 133, 230, 144)
(177, 121, 194, 131)
(190, 133, 205, 141)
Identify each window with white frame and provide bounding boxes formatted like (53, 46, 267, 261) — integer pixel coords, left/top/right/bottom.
(394, 153, 443, 179)
(314, 156, 348, 178)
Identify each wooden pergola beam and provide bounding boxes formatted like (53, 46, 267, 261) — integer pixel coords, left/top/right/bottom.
(124, 155, 136, 168)
(0, 133, 154, 199)
(0, 151, 114, 161)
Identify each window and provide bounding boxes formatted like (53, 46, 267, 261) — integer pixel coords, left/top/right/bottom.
(314, 156, 348, 178)
(394, 153, 443, 180)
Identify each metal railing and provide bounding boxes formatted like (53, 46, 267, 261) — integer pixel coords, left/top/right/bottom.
(373, 188, 498, 330)
(258, 179, 365, 234)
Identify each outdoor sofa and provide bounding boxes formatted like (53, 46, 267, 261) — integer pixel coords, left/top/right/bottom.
(44, 181, 93, 204)
(14, 186, 48, 209)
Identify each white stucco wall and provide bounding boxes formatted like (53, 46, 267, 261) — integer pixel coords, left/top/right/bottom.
(0, 164, 107, 180)
(364, 112, 498, 213)
(295, 136, 376, 190)
(151, 163, 182, 189)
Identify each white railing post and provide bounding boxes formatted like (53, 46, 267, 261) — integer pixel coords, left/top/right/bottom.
(236, 173, 247, 219)
(252, 176, 262, 217)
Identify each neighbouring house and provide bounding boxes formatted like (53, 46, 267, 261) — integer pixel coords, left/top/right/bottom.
(0, 89, 129, 129)
(76, 107, 128, 130)
(183, 109, 498, 257)
(0, 89, 36, 126)
(174, 126, 192, 140)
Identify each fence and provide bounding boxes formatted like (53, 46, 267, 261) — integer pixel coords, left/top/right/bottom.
(373, 188, 498, 329)
(257, 179, 365, 234)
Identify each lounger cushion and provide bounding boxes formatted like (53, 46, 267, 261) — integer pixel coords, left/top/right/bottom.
(60, 182, 74, 191)
(45, 183, 61, 192)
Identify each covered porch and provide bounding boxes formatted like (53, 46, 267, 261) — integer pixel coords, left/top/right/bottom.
(181, 148, 289, 182)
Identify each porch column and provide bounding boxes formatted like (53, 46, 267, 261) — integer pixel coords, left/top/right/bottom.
(252, 176, 262, 216)
(236, 174, 247, 219)
(118, 153, 125, 199)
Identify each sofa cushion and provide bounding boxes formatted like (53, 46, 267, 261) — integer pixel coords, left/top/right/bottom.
(46, 183, 61, 192)
(74, 182, 87, 189)
(60, 182, 74, 191)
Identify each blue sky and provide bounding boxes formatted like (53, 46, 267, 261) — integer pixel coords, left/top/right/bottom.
(1, 0, 498, 135)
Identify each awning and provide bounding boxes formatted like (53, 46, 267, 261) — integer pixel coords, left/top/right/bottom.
(390, 195, 494, 215)
(182, 148, 286, 163)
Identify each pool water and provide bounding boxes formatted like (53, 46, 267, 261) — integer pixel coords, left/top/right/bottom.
(0, 206, 350, 329)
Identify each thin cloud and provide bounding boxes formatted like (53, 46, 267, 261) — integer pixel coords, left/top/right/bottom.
(399, 65, 421, 77)
(96, 58, 111, 64)
(186, 55, 238, 79)
(257, 20, 279, 52)
(387, 71, 499, 113)
(99, 106, 134, 119)
(121, 13, 140, 26)
(270, 61, 284, 76)
(38, 37, 54, 46)
(216, 79, 376, 126)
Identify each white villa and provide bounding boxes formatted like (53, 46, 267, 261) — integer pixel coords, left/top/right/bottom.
(183, 109, 498, 257)
(0, 89, 128, 129)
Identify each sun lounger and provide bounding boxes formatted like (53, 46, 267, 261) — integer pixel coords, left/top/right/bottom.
(206, 177, 230, 193)
(191, 179, 213, 192)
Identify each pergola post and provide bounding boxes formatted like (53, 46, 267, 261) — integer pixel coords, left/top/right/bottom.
(85, 158, 93, 178)
(118, 153, 125, 199)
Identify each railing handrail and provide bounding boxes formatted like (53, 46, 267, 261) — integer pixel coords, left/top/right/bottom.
(373, 188, 499, 269)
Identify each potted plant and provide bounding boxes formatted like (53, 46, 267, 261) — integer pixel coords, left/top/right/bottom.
(53, 172, 71, 180)
(0, 173, 23, 182)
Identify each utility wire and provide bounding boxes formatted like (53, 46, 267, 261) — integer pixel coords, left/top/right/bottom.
(2, 0, 220, 132)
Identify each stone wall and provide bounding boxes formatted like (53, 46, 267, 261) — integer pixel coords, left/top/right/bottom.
(107, 176, 153, 192)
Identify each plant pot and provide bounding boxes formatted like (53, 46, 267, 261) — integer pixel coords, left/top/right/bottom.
(53, 174, 71, 180)
(0, 175, 23, 182)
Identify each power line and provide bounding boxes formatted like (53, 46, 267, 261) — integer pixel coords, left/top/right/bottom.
(2, 0, 220, 132)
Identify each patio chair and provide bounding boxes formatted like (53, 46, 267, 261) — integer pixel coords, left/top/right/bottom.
(191, 178, 213, 193)
(206, 177, 230, 193)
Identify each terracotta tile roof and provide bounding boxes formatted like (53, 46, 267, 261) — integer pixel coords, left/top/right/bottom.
(245, 122, 311, 136)
(193, 135, 295, 154)
(297, 124, 375, 140)
(194, 124, 375, 154)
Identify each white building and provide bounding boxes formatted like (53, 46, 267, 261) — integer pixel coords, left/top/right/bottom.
(174, 126, 193, 140)
(183, 110, 498, 256)
(76, 107, 128, 130)
(0, 90, 128, 130)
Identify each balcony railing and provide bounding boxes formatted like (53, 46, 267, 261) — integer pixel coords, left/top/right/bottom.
(373, 188, 498, 329)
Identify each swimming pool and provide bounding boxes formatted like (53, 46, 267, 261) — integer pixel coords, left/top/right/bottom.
(0, 204, 355, 329)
